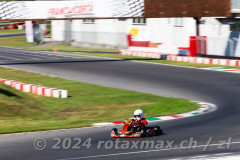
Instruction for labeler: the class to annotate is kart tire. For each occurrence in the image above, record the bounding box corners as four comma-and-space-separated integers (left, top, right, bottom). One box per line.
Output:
141, 129, 146, 137
112, 128, 117, 134
154, 126, 162, 135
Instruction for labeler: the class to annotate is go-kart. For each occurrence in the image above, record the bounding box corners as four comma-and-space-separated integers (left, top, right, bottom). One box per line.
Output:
111, 119, 162, 138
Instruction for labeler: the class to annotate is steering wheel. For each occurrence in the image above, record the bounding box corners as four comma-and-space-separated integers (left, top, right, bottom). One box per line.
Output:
134, 119, 139, 124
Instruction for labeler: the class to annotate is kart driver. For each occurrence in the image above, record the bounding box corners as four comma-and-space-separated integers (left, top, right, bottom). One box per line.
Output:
120, 109, 161, 137
133, 109, 148, 129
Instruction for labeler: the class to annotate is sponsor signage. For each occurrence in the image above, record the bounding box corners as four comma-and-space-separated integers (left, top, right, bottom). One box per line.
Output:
0, 0, 144, 20
25, 21, 34, 43
48, 5, 94, 16
0, 0, 231, 20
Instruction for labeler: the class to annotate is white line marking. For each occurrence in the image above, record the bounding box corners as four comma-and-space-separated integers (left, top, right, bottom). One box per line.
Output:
214, 153, 232, 156
176, 152, 237, 160
0, 55, 21, 60
0, 49, 56, 59
56, 141, 240, 160
0, 47, 82, 60
192, 155, 209, 158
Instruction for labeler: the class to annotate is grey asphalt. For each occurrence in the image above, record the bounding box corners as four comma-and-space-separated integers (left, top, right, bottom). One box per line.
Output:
0, 46, 240, 160
0, 33, 25, 38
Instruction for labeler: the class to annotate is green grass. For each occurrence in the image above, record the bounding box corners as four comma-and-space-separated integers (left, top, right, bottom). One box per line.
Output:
0, 36, 36, 47
25, 44, 118, 52
0, 22, 13, 25
46, 24, 51, 31
0, 29, 25, 35
0, 66, 198, 134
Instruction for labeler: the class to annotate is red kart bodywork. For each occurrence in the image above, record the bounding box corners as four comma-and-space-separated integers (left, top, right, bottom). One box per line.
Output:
111, 119, 141, 138
111, 131, 141, 138
111, 119, 162, 138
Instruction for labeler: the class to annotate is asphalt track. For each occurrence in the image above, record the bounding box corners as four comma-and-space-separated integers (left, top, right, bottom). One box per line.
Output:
0, 33, 25, 38
0, 46, 240, 160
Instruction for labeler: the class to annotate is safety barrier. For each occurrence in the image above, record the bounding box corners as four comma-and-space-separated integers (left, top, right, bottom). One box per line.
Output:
120, 49, 173, 59
120, 49, 240, 67
167, 55, 240, 66
0, 78, 68, 98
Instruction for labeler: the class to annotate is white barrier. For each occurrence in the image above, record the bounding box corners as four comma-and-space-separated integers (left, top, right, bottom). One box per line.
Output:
23, 84, 31, 92
120, 49, 174, 59
0, 79, 68, 98
167, 55, 240, 66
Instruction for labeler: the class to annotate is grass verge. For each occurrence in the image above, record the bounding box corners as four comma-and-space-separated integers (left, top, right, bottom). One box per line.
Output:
0, 36, 36, 47
0, 66, 198, 134
0, 29, 25, 35
25, 44, 118, 52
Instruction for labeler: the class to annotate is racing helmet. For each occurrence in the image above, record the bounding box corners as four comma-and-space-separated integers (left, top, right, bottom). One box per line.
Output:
134, 109, 143, 120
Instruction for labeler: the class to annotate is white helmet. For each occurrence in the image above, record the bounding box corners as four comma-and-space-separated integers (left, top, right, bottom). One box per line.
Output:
134, 109, 143, 120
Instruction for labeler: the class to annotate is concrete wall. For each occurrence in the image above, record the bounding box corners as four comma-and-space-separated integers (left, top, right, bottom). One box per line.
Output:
52, 20, 65, 41
70, 19, 128, 49
51, 17, 237, 56
52, 18, 197, 49
206, 32, 240, 57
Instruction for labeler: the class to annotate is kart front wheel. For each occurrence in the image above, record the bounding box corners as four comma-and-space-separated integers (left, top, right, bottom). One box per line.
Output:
112, 128, 117, 134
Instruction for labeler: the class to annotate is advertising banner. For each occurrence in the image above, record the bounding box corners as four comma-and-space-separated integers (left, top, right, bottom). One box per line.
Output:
25, 21, 34, 42
0, 0, 144, 20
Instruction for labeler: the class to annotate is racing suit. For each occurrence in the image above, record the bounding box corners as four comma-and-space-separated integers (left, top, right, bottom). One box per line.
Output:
136, 118, 148, 128
124, 118, 148, 131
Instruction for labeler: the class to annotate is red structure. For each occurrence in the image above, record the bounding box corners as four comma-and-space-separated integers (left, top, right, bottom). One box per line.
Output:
127, 34, 132, 47
189, 36, 207, 57
10, 24, 15, 29
127, 34, 151, 47
126, 35, 207, 57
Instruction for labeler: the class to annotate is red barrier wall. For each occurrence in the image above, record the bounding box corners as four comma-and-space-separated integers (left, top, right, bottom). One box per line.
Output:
190, 36, 207, 57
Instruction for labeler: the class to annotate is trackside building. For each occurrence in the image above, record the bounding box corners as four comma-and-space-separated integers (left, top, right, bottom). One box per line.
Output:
0, 0, 240, 57
51, 0, 240, 58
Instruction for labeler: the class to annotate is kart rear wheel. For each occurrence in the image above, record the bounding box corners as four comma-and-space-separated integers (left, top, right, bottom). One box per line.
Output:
154, 126, 162, 135
112, 128, 117, 134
